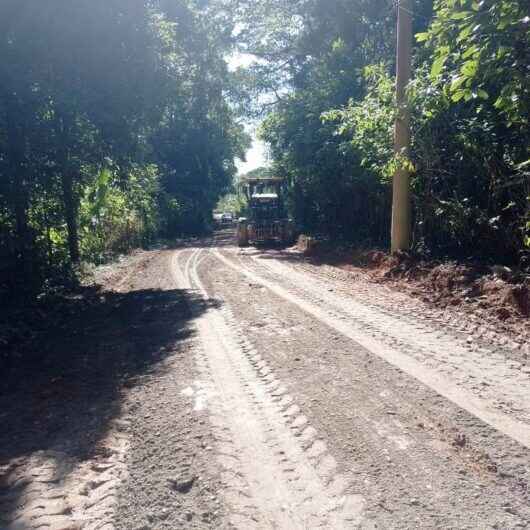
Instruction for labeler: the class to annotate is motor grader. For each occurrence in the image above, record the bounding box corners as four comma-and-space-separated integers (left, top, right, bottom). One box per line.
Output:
237, 176, 295, 247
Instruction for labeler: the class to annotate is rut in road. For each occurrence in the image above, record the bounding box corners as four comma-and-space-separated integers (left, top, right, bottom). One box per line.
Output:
172, 247, 366, 529
213, 247, 530, 451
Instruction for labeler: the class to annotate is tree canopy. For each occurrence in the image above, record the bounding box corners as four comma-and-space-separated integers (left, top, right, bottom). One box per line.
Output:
234, 0, 529, 263
0, 0, 248, 295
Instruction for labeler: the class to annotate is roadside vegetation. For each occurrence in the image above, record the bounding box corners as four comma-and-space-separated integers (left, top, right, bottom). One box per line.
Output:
235, 0, 529, 266
0, 1, 248, 299
1, 0, 529, 305
0, 5, 529, 524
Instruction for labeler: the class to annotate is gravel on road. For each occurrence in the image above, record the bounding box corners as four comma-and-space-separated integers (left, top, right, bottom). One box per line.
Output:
1, 234, 528, 529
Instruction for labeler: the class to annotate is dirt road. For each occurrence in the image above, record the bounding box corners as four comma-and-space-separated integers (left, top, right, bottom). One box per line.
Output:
1, 231, 529, 529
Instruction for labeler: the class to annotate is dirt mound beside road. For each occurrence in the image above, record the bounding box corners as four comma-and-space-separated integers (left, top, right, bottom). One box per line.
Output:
318, 242, 529, 318
368, 251, 529, 320
296, 237, 529, 356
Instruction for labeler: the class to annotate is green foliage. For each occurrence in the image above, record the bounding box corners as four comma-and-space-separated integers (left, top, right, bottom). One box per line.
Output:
2, 0, 529, 303
0, 0, 246, 296
241, 0, 529, 265
423, 0, 529, 126
409, 0, 529, 260
246, 0, 400, 241
326, 57, 529, 261
323, 65, 396, 182
79, 165, 160, 262
216, 193, 248, 218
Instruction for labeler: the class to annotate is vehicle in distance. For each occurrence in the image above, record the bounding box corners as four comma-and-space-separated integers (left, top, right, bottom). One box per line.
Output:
221, 212, 234, 226
237, 176, 295, 247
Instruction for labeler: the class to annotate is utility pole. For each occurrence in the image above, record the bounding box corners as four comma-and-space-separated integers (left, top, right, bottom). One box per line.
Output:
391, 0, 413, 252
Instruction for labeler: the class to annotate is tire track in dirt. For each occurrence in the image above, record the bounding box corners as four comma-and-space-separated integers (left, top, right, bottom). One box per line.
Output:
292, 258, 529, 364
213, 247, 530, 451
203, 241, 529, 528
0, 431, 128, 530
253, 254, 530, 423
1, 249, 190, 530
172, 247, 367, 529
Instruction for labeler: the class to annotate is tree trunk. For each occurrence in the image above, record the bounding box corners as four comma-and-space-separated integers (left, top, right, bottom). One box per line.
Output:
13, 184, 30, 270
61, 170, 80, 263
57, 113, 81, 264
5, 91, 32, 290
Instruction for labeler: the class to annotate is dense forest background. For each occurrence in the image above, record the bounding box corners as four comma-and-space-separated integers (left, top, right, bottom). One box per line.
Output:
1, 0, 529, 300
239, 0, 529, 265
0, 0, 249, 297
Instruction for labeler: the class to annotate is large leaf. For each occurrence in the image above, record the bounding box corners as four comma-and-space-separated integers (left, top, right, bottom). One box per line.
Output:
450, 75, 466, 91
415, 32, 429, 42
460, 59, 478, 78
451, 11, 472, 20
431, 55, 447, 77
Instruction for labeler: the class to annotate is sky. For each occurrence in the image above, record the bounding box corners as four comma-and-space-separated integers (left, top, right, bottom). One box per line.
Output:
237, 134, 268, 175
228, 53, 269, 175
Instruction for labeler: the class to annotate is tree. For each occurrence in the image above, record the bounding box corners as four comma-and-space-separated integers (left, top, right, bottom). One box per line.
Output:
239, 0, 529, 264
0, 0, 248, 295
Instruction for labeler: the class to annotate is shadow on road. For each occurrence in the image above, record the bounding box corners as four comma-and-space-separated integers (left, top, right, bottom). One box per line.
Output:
0, 282, 220, 518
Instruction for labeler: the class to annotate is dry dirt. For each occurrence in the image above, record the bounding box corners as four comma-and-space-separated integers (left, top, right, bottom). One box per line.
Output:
0, 249, 228, 530
302, 241, 529, 361
1, 230, 529, 529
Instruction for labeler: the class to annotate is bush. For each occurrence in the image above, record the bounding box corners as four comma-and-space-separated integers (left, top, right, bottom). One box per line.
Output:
325, 63, 529, 264
79, 165, 160, 263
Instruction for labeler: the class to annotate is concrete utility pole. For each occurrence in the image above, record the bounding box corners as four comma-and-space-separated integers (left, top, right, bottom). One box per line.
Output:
391, 0, 413, 252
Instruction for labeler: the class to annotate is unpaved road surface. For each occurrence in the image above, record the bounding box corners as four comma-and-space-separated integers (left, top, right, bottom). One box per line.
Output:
1, 230, 529, 529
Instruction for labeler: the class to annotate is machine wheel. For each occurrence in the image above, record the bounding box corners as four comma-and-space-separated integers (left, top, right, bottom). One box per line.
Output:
283, 220, 296, 246
237, 219, 249, 247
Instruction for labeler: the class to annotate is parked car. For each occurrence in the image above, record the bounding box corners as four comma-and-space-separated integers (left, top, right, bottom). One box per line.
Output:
221, 212, 234, 226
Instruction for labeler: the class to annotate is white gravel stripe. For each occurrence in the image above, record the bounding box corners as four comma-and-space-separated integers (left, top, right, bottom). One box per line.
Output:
172, 247, 365, 529
213, 247, 530, 451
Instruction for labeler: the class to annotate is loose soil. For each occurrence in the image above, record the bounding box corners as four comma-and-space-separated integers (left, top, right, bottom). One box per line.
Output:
0, 249, 228, 530
1, 231, 529, 529
298, 239, 529, 364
